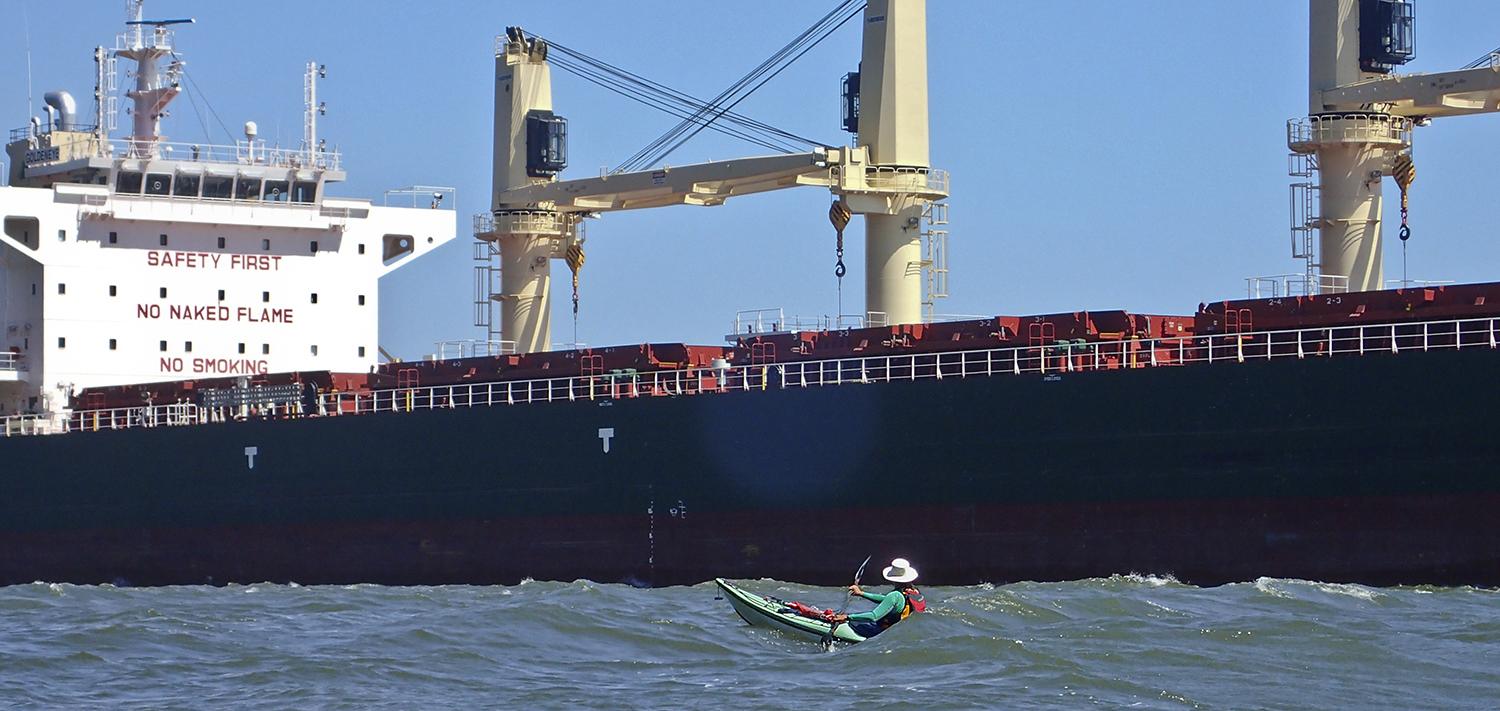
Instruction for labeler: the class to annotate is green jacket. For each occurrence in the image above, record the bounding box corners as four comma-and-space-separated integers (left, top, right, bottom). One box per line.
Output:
846, 588, 906, 622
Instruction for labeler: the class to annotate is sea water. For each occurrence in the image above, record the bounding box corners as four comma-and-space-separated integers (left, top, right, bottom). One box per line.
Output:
1, 575, 1497, 709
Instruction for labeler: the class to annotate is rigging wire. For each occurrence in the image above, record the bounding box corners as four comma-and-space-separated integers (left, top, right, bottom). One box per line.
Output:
612, 0, 863, 173
631, 1, 862, 172
613, 0, 857, 171
547, 54, 802, 153
542, 38, 822, 147
181, 70, 237, 144
1462, 46, 1500, 69
534, 35, 830, 155
179, 74, 215, 144
546, 54, 797, 154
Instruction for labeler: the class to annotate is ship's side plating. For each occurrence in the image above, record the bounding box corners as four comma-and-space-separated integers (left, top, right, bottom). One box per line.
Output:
2, 341, 1495, 587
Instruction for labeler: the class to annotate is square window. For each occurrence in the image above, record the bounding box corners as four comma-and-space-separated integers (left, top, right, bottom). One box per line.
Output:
108, 231, 118, 244
310, 293, 318, 304
358, 294, 366, 306
185, 341, 193, 353
262, 344, 270, 355
217, 237, 226, 249
311, 345, 319, 356
109, 285, 117, 297
57, 229, 66, 242
262, 291, 270, 303
160, 287, 168, 298
109, 338, 117, 351
358, 243, 366, 255
57, 337, 66, 349
57, 283, 65, 295
358, 346, 366, 358
310, 240, 319, 253
262, 238, 270, 251
31, 284, 36, 296
238, 343, 246, 354
159, 234, 168, 246
218, 289, 225, 301
159, 340, 167, 352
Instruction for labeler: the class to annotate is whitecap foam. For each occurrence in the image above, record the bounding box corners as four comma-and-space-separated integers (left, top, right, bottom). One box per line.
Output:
1115, 572, 1180, 587
1311, 581, 1381, 601
1253, 577, 1292, 598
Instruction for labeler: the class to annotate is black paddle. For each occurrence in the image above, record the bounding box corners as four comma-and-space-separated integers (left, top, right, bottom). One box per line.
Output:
821, 555, 872, 650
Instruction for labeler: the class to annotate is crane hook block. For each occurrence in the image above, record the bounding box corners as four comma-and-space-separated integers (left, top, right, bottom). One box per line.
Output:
1392, 152, 1416, 211
828, 200, 852, 234
565, 243, 585, 275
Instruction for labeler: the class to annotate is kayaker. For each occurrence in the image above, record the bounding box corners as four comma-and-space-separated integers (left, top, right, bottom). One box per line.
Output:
833, 557, 925, 637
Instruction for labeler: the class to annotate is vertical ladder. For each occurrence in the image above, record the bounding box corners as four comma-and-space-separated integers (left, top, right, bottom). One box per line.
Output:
920, 201, 950, 322
1288, 152, 1319, 294
104, 54, 119, 133
472, 240, 501, 342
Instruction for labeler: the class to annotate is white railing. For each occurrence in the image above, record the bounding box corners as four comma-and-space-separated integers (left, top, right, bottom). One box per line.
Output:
384, 185, 456, 210
1246, 273, 1350, 298
864, 166, 950, 194
3, 403, 201, 437
434, 339, 517, 359
8, 127, 343, 171
1385, 278, 1455, 290
1, 414, 56, 437
0, 352, 21, 371
731, 308, 790, 336
316, 315, 1500, 417
1287, 114, 1412, 150
474, 210, 566, 237
728, 309, 879, 340
10, 315, 1500, 438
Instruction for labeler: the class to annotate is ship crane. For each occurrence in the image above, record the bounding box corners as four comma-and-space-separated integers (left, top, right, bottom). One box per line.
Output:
1292, 0, 1500, 294
479, 0, 948, 354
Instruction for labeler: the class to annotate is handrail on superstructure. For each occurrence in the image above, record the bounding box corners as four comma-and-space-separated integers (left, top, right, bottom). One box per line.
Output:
6, 128, 343, 171
7, 315, 1500, 438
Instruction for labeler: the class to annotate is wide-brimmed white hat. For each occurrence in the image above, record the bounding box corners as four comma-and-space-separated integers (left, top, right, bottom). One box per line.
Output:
882, 558, 918, 583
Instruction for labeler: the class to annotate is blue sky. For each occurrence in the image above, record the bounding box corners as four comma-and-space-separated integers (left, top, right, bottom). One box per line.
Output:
9, 1, 1500, 357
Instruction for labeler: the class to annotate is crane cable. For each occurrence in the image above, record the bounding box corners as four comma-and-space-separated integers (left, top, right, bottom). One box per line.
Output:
829, 199, 852, 315
1392, 151, 1416, 284
565, 239, 586, 344
532, 34, 830, 157
565, 242, 586, 315
615, 0, 865, 173
546, 52, 806, 154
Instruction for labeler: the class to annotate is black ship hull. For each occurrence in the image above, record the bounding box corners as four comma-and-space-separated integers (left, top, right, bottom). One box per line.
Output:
3, 346, 1498, 587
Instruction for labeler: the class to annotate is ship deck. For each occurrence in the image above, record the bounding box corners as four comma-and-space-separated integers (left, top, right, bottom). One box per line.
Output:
4, 313, 1495, 438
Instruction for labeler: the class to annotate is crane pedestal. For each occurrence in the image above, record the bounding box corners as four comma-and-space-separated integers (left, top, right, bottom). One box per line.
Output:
1288, 113, 1411, 293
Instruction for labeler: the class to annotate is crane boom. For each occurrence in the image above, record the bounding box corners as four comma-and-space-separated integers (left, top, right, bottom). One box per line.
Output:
1319, 64, 1500, 118
496, 151, 834, 212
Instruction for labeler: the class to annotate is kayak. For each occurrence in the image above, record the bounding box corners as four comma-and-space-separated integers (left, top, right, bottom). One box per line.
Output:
714, 578, 867, 644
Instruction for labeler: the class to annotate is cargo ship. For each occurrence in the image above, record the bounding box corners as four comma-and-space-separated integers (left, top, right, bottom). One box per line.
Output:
4, 0, 1499, 587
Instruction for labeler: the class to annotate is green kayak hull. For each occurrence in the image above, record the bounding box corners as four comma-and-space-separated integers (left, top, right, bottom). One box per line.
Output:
715, 578, 866, 644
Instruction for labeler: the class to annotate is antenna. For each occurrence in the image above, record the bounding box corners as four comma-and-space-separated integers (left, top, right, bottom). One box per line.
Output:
115, 0, 191, 157
303, 61, 324, 164
22, 1, 33, 131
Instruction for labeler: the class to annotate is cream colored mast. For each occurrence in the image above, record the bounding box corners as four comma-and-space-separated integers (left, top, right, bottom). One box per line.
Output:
854, 0, 930, 325
1294, 0, 1500, 293
487, 30, 568, 353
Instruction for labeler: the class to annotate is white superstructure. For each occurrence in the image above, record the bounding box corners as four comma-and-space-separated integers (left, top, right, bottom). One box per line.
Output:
0, 2, 454, 419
